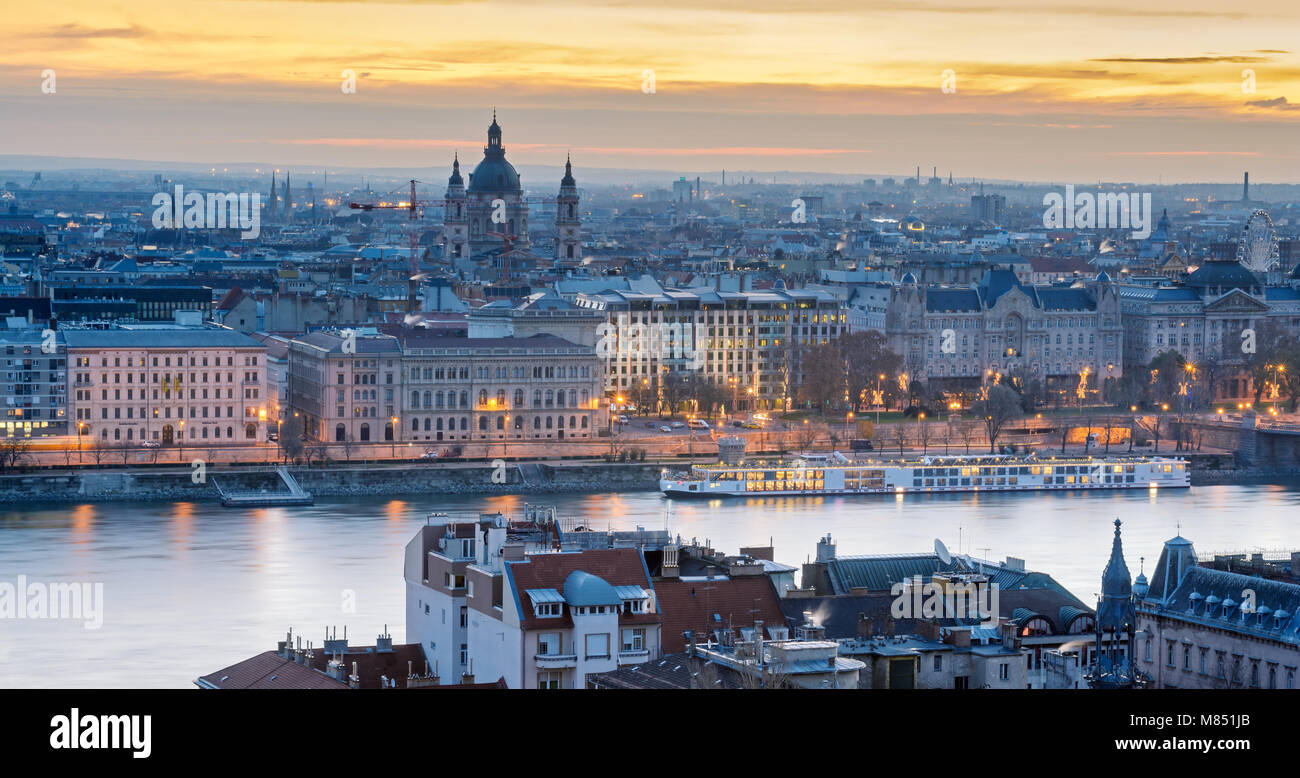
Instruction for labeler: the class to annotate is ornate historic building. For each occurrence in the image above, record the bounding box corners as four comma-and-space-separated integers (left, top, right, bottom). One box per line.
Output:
1132, 533, 1300, 689
1118, 259, 1300, 401
442, 114, 580, 268
885, 267, 1125, 398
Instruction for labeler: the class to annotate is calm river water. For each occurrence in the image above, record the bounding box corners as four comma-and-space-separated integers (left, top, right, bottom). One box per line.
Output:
2, 483, 1298, 687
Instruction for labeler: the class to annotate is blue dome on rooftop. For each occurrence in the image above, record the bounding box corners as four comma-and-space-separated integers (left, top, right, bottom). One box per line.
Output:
563, 570, 621, 607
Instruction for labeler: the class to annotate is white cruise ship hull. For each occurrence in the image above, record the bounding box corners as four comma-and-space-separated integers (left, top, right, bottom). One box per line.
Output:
660, 454, 1190, 498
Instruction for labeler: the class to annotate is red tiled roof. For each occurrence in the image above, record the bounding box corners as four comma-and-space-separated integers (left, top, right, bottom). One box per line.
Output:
196, 651, 346, 690
655, 576, 787, 653
508, 549, 655, 630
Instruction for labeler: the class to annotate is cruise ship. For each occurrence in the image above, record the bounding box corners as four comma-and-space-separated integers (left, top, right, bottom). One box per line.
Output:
660, 452, 1190, 498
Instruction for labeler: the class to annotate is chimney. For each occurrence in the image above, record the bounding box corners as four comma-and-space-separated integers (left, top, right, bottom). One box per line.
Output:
754, 620, 764, 662
686, 630, 697, 657
376, 624, 393, 653
460, 659, 475, 685
348, 661, 360, 689
857, 613, 873, 639
502, 542, 525, 562
1243, 171, 1250, 201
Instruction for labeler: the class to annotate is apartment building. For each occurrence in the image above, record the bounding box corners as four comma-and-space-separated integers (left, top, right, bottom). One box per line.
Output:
64, 326, 268, 445
576, 283, 847, 411
405, 517, 662, 689
0, 328, 67, 438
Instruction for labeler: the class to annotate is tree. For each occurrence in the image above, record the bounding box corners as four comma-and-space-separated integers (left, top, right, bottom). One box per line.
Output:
797, 343, 846, 415
340, 433, 357, 463
891, 422, 909, 454
1146, 350, 1187, 408
973, 385, 1022, 453
279, 415, 305, 463
956, 420, 979, 454
838, 331, 903, 412
796, 421, 818, 452
0, 438, 32, 472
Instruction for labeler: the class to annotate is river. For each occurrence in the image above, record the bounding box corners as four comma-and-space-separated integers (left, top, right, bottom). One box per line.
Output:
2, 482, 1298, 687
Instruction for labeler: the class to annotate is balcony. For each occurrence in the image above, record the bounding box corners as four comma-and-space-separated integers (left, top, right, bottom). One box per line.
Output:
534, 653, 577, 669
618, 649, 650, 665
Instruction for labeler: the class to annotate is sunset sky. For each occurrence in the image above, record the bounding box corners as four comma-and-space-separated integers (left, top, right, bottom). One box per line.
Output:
3, 0, 1299, 182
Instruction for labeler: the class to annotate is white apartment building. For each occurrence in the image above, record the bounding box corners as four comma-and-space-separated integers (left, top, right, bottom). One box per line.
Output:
405, 518, 662, 689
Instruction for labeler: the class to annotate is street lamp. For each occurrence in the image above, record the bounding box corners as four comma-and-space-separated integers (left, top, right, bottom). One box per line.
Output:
77, 422, 85, 464
918, 411, 927, 455
391, 415, 398, 457
178, 420, 185, 461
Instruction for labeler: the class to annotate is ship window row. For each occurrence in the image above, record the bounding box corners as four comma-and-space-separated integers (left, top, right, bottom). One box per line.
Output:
910, 464, 1138, 477
746, 480, 822, 491
715, 469, 826, 482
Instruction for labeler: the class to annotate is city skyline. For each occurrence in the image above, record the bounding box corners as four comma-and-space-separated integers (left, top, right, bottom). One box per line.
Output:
2, 0, 1299, 182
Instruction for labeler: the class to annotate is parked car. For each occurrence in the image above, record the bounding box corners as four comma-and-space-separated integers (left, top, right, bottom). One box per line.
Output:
742, 421, 763, 429
140, 440, 160, 448
421, 449, 440, 459
670, 420, 686, 429
645, 421, 659, 429
659, 425, 673, 433
267, 432, 279, 442
617, 415, 629, 424
730, 420, 744, 428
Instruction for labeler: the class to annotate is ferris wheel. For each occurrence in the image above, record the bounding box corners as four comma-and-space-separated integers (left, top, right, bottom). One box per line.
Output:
1236, 209, 1279, 273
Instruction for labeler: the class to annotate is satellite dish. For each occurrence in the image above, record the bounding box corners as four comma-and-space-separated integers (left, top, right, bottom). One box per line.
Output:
934, 538, 952, 565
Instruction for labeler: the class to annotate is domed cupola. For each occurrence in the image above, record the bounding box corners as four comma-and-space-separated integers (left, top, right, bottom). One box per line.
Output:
468, 110, 522, 194
1132, 558, 1149, 600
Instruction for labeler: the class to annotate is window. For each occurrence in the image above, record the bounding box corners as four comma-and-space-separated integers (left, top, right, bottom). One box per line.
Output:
999, 663, 1009, 681
536, 602, 561, 617
621, 628, 645, 652
537, 633, 561, 656
933, 655, 942, 672
584, 633, 610, 660
538, 671, 561, 690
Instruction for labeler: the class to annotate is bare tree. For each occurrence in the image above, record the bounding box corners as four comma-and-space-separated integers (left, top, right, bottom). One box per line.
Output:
973, 385, 1022, 454
956, 421, 978, 454
0, 438, 32, 472
87, 439, 106, 466
340, 434, 357, 463
891, 422, 909, 455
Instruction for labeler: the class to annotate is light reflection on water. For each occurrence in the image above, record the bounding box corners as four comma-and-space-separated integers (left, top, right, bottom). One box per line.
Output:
0, 482, 1297, 688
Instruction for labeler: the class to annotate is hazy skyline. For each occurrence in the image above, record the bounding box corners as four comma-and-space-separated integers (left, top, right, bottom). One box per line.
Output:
3, 0, 1300, 183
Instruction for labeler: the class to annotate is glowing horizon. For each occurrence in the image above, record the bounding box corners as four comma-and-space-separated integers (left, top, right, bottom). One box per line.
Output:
2, 0, 1299, 181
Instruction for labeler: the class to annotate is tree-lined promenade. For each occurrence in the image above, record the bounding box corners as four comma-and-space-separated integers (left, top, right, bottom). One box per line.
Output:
0, 407, 1265, 473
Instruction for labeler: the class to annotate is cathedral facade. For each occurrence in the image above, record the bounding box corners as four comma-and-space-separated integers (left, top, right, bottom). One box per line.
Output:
442, 114, 580, 270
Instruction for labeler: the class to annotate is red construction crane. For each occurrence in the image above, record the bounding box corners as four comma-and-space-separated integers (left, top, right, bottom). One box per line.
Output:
484, 196, 560, 283
349, 178, 441, 312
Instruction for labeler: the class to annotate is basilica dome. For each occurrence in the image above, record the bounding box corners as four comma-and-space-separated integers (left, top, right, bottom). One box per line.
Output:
467, 115, 522, 194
